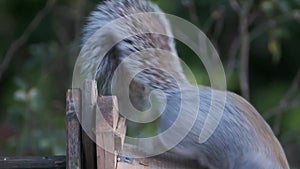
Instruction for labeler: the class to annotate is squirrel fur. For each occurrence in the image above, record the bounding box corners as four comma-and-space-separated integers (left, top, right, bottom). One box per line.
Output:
81, 0, 290, 168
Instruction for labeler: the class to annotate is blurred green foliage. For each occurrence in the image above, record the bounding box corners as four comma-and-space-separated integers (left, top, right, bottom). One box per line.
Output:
0, 0, 299, 167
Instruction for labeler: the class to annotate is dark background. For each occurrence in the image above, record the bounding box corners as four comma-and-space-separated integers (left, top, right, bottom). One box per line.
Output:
0, 0, 299, 168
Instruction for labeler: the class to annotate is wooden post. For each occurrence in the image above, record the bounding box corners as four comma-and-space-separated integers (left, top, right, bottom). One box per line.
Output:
80, 80, 126, 169
81, 80, 98, 169
96, 96, 119, 169
66, 89, 82, 169
114, 118, 126, 151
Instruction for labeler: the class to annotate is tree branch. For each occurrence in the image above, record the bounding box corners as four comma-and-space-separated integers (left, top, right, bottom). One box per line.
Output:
250, 10, 300, 41
229, 0, 241, 12
264, 69, 300, 119
238, 0, 253, 100
226, 36, 240, 81
0, 0, 56, 80
181, 0, 201, 27
226, 10, 300, 85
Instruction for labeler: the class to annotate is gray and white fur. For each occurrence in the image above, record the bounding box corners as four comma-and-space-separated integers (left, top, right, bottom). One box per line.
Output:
81, 0, 290, 168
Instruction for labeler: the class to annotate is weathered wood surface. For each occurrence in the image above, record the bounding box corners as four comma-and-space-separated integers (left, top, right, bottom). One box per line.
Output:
114, 117, 126, 151
117, 157, 200, 169
117, 144, 202, 169
82, 80, 97, 169
97, 96, 119, 130
66, 89, 82, 169
96, 130, 116, 169
0, 156, 66, 169
96, 96, 120, 169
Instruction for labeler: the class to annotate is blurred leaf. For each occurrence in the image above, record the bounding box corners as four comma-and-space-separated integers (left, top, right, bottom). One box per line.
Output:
292, 0, 300, 6
268, 37, 281, 63
276, 0, 290, 13
281, 107, 300, 143
272, 28, 291, 39
260, 0, 276, 16
14, 89, 27, 102
227, 71, 239, 91
252, 81, 287, 112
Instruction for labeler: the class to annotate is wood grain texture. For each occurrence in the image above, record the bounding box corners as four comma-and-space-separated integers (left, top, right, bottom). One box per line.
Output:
96, 95, 120, 169
66, 89, 82, 169
0, 156, 66, 169
114, 118, 126, 151
82, 80, 97, 169
117, 144, 202, 169
97, 96, 119, 130
96, 131, 117, 169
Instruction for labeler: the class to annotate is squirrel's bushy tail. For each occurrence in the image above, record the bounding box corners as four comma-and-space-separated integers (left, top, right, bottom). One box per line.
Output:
81, 0, 186, 94
83, 0, 172, 44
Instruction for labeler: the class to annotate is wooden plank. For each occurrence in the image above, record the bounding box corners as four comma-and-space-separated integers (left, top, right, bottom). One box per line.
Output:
66, 89, 82, 169
82, 80, 98, 169
81, 131, 96, 169
0, 156, 66, 169
96, 131, 117, 169
96, 96, 120, 169
97, 96, 119, 130
114, 118, 126, 151
116, 144, 202, 169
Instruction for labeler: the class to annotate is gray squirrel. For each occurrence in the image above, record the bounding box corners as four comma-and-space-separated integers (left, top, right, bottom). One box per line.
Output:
81, 0, 290, 168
